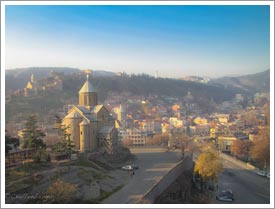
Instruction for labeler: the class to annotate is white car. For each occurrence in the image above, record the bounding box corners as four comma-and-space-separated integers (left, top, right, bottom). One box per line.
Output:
216, 194, 234, 202
121, 165, 133, 171
266, 172, 270, 178
257, 170, 267, 177
121, 164, 139, 171
221, 189, 234, 200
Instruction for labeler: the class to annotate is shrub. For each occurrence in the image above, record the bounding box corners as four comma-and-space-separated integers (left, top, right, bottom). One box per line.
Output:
46, 179, 77, 203
33, 155, 41, 163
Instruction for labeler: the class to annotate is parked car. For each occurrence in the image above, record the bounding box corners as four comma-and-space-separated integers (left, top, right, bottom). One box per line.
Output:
266, 172, 270, 178
216, 189, 234, 202
221, 189, 234, 200
121, 164, 139, 171
257, 170, 267, 177
216, 194, 234, 202
121, 165, 133, 171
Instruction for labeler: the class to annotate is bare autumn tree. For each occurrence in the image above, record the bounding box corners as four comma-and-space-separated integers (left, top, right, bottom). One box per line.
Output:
250, 127, 270, 170
46, 179, 77, 203
241, 110, 260, 127
123, 138, 133, 147
250, 102, 270, 170
150, 133, 169, 146
231, 140, 253, 160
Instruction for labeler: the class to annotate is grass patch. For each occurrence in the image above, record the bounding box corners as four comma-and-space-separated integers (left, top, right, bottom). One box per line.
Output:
66, 155, 94, 168
6, 180, 31, 193
97, 185, 124, 202
77, 169, 94, 183
91, 159, 113, 170
72, 185, 124, 204
93, 172, 111, 180
20, 161, 52, 173
6, 169, 30, 182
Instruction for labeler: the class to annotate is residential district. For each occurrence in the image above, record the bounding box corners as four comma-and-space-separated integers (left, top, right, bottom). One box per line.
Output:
5, 71, 270, 204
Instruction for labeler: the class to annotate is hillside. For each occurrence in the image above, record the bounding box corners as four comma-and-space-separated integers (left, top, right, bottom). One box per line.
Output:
5, 67, 116, 92
211, 69, 270, 93
6, 73, 242, 122
5, 68, 270, 122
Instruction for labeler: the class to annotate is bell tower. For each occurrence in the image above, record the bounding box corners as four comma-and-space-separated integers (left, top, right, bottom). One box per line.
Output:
79, 74, 97, 107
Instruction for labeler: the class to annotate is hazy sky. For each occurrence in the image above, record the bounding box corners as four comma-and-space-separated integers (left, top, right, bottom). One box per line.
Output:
5, 5, 270, 78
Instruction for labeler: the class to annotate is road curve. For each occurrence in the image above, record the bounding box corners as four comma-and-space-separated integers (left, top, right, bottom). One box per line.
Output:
212, 154, 270, 204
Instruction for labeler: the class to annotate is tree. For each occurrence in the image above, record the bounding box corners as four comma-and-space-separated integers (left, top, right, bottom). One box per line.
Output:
250, 127, 270, 170
250, 102, 270, 170
52, 119, 75, 158
5, 130, 20, 155
22, 115, 46, 149
122, 138, 133, 147
194, 148, 222, 191
241, 111, 260, 127
231, 140, 253, 160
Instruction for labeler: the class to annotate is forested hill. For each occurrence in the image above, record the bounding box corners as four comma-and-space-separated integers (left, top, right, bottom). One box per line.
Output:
5, 67, 116, 91
6, 70, 268, 122
211, 69, 270, 93
6, 67, 269, 103
63, 74, 242, 103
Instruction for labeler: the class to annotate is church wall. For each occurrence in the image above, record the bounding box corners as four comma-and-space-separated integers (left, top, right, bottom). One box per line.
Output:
97, 108, 109, 121
90, 93, 98, 106
80, 124, 90, 152
79, 92, 97, 106
89, 121, 98, 152
97, 108, 116, 127
63, 118, 82, 150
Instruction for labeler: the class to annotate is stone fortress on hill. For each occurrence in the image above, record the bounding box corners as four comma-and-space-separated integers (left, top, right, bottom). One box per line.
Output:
62, 74, 118, 154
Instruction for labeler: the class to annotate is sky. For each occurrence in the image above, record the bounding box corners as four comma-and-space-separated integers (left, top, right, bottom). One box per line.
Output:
5, 4, 271, 78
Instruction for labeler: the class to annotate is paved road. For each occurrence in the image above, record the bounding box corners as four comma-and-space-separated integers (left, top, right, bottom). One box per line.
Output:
211, 154, 270, 204
102, 147, 182, 204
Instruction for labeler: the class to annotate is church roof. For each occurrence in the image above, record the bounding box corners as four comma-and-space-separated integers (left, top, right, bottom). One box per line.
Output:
79, 119, 89, 126
91, 105, 104, 114
75, 105, 90, 114
79, 75, 96, 93
83, 114, 97, 122
64, 110, 82, 119
99, 126, 114, 134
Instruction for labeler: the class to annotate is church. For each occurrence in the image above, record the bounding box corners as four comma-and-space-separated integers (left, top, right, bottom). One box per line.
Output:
62, 75, 118, 154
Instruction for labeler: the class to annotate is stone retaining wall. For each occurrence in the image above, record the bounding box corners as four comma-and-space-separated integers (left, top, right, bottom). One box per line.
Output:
139, 155, 194, 204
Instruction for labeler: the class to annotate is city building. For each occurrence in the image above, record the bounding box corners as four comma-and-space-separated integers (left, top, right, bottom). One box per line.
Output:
120, 128, 154, 146
216, 136, 237, 153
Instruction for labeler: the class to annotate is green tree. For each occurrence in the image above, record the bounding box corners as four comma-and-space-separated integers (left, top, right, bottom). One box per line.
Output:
5, 130, 20, 155
22, 115, 46, 149
52, 118, 74, 158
